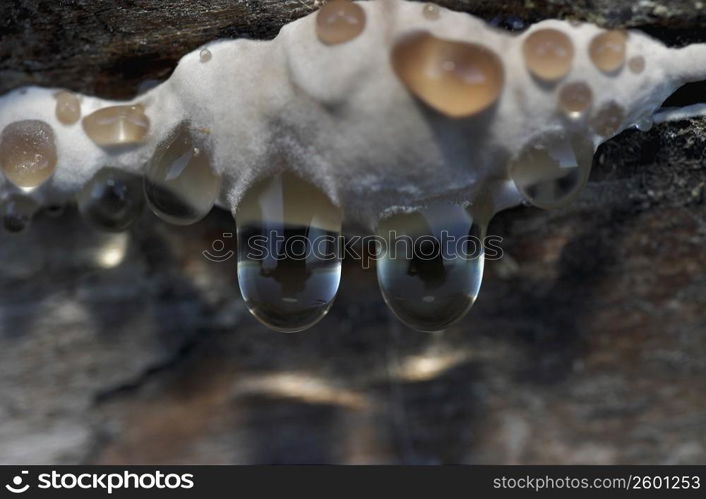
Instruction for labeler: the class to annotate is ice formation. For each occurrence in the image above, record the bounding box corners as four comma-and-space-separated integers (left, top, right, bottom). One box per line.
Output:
1, 0, 705, 332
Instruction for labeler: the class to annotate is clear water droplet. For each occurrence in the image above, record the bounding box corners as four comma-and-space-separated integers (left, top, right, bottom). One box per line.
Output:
635, 114, 653, 132
199, 48, 212, 62
236, 172, 343, 333
376, 204, 484, 332
78, 167, 144, 232
145, 123, 222, 225
2, 194, 39, 233
509, 133, 594, 209
558, 81, 593, 119
0, 120, 57, 189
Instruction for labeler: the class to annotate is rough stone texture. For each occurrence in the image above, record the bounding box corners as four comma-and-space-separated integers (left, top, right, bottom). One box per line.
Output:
0, 0, 705, 464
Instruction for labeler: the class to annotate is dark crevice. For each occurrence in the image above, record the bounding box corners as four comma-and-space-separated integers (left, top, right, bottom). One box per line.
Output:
659, 80, 706, 109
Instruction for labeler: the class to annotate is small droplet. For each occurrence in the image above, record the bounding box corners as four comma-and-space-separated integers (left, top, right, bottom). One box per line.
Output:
236, 172, 343, 333
0, 120, 57, 189
82, 104, 150, 146
635, 115, 653, 132
54, 91, 81, 125
590, 101, 625, 137
376, 204, 484, 332
78, 167, 144, 232
2, 194, 39, 233
558, 81, 593, 118
316, 0, 366, 45
589, 30, 627, 73
522, 28, 574, 81
391, 31, 504, 118
628, 55, 645, 74
422, 3, 440, 20
199, 48, 212, 63
509, 133, 594, 209
145, 123, 221, 225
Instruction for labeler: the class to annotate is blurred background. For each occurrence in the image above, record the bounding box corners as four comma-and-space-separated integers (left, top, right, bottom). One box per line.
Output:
1, 0, 705, 464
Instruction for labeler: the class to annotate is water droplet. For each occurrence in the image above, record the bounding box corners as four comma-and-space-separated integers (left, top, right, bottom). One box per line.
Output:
82, 104, 149, 146
628, 55, 645, 74
509, 133, 594, 209
316, 0, 366, 45
2, 194, 39, 233
54, 91, 81, 125
558, 81, 593, 118
589, 30, 627, 73
635, 115, 653, 132
522, 28, 574, 81
236, 172, 343, 333
145, 123, 222, 225
391, 31, 504, 118
376, 204, 484, 332
77, 167, 144, 232
0, 120, 57, 189
422, 3, 440, 20
590, 101, 625, 137
199, 48, 212, 62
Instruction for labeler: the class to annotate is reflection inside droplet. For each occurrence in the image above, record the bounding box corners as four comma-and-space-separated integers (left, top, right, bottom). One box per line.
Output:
78, 167, 145, 232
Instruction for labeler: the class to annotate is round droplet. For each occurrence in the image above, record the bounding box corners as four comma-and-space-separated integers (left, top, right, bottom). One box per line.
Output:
199, 48, 212, 63
590, 101, 625, 137
422, 3, 440, 20
391, 31, 504, 118
558, 81, 593, 118
82, 104, 149, 146
635, 115, 653, 132
236, 172, 343, 333
316, 0, 366, 45
54, 91, 81, 125
628, 55, 645, 74
509, 133, 594, 209
78, 167, 144, 232
522, 28, 574, 81
0, 120, 57, 189
589, 30, 627, 73
2, 194, 39, 233
376, 204, 484, 332
145, 123, 221, 225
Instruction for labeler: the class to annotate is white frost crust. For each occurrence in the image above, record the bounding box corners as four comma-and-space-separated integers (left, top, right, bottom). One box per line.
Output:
0, 0, 705, 228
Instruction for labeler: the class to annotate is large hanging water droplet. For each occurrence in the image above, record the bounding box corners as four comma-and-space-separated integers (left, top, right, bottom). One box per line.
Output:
509, 133, 594, 210
2, 194, 39, 233
145, 123, 222, 225
376, 204, 484, 332
77, 167, 144, 232
236, 172, 343, 333
0, 120, 57, 189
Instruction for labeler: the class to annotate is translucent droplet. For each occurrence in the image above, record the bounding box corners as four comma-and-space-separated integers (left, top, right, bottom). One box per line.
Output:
82, 104, 149, 146
199, 48, 212, 62
236, 172, 343, 333
628, 55, 645, 74
54, 91, 81, 125
0, 120, 57, 189
558, 81, 593, 118
391, 31, 504, 118
145, 123, 221, 225
316, 0, 366, 46
590, 101, 625, 137
509, 133, 594, 209
376, 204, 484, 332
422, 3, 440, 20
589, 30, 627, 73
78, 167, 144, 232
635, 115, 653, 132
2, 194, 39, 233
522, 28, 574, 81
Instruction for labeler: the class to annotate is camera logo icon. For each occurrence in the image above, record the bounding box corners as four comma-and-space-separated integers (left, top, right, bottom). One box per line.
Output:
5, 470, 29, 494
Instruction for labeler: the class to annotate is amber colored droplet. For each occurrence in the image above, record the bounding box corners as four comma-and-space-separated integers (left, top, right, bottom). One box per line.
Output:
628, 55, 645, 74
199, 48, 212, 63
522, 29, 574, 81
82, 104, 150, 146
590, 101, 625, 137
422, 3, 440, 20
54, 91, 81, 125
558, 81, 593, 118
391, 31, 504, 118
589, 30, 627, 73
316, 0, 366, 45
0, 120, 57, 189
